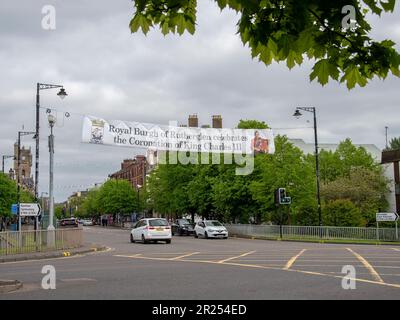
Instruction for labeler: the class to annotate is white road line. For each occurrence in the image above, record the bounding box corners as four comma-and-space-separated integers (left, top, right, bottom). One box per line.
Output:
217, 251, 256, 264
169, 252, 200, 260
114, 254, 142, 258
346, 248, 384, 283
283, 249, 307, 270
115, 254, 400, 289
392, 248, 400, 252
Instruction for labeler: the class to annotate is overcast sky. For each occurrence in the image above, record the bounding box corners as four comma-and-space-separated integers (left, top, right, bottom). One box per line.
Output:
1, 1, 399, 202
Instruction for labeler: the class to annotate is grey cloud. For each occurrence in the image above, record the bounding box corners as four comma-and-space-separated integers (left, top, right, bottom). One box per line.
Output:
0, 0, 399, 201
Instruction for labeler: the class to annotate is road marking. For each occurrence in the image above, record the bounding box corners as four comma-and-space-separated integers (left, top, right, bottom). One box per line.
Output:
393, 248, 400, 252
169, 252, 200, 260
283, 249, 307, 270
114, 254, 142, 258
346, 248, 384, 283
217, 251, 256, 264
60, 278, 97, 282
114, 253, 400, 289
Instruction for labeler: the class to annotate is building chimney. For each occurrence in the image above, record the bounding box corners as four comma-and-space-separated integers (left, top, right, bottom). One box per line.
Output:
188, 114, 198, 128
212, 115, 222, 129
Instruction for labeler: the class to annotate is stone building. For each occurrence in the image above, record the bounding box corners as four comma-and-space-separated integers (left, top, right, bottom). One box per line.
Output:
13, 143, 34, 191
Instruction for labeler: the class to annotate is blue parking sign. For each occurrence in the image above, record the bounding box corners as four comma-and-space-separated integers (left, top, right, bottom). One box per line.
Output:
11, 204, 18, 215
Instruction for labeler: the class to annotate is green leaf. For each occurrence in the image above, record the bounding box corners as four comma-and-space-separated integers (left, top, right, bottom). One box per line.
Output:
380, 0, 395, 12
177, 15, 186, 35
341, 65, 368, 89
310, 59, 332, 86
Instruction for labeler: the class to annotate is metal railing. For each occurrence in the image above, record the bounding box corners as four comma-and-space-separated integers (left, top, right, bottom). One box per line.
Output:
226, 224, 400, 242
0, 228, 83, 256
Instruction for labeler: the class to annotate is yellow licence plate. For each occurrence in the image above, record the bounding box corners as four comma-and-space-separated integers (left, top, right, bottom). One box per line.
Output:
156, 228, 163, 231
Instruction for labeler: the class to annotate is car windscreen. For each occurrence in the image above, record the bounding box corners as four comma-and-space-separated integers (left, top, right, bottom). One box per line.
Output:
149, 219, 169, 227
205, 221, 223, 227
178, 219, 190, 225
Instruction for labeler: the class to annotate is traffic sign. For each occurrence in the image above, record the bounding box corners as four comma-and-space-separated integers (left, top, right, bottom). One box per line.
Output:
376, 212, 399, 222
11, 204, 18, 215
19, 203, 41, 217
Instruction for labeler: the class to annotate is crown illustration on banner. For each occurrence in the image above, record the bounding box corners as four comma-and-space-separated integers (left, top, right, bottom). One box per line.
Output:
91, 119, 105, 127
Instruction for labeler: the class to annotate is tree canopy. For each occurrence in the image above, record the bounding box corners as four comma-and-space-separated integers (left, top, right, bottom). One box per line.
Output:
389, 137, 400, 150
130, 0, 400, 89
143, 121, 390, 227
0, 173, 35, 218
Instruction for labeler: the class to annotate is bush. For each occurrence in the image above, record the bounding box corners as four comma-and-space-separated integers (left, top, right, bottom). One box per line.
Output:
323, 199, 365, 227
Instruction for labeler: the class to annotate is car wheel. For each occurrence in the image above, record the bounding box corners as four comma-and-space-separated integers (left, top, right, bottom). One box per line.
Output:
130, 234, 135, 243
204, 231, 209, 239
141, 234, 148, 244
194, 232, 198, 238
223, 237, 228, 239
166, 239, 171, 244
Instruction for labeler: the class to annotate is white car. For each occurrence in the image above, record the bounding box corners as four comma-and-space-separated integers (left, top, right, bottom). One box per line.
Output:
130, 218, 172, 244
82, 219, 93, 226
194, 220, 228, 239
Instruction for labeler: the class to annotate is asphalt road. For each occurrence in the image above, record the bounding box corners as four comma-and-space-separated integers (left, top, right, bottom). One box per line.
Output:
1, 226, 400, 299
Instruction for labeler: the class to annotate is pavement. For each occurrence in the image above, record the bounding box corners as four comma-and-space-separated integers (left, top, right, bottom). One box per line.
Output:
1, 226, 400, 299
0, 243, 107, 263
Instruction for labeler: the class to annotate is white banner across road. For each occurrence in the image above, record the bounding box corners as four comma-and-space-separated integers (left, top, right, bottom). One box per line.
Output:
82, 116, 275, 155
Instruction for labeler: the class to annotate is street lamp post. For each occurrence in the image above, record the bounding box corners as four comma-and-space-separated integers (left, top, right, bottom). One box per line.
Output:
137, 184, 142, 218
2, 155, 15, 173
17, 131, 35, 232
47, 114, 57, 246
293, 107, 322, 227
35, 83, 67, 201
40, 192, 48, 228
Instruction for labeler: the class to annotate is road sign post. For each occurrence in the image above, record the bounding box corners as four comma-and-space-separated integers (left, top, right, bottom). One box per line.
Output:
376, 212, 399, 241
19, 203, 41, 217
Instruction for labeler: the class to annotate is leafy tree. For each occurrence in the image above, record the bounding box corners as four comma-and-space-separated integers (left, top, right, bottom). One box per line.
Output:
0, 173, 35, 218
237, 119, 269, 129
318, 138, 378, 182
96, 179, 138, 215
249, 135, 316, 224
0, 173, 17, 218
389, 137, 400, 150
323, 199, 364, 227
321, 167, 389, 225
130, 0, 400, 89
82, 189, 101, 218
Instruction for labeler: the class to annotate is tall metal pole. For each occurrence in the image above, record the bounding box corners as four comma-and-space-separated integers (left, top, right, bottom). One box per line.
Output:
2, 156, 4, 173
313, 109, 322, 227
35, 83, 40, 201
48, 124, 55, 231
17, 133, 21, 232
385, 126, 389, 150
47, 119, 56, 247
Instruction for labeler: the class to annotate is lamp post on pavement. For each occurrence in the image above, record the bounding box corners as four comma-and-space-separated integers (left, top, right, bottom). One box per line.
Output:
40, 192, 48, 229
137, 184, 142, 218
293, 107, 322, 228
35, 83, 67, 201
2, 155, 15, 173
47, 114, 57, 246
